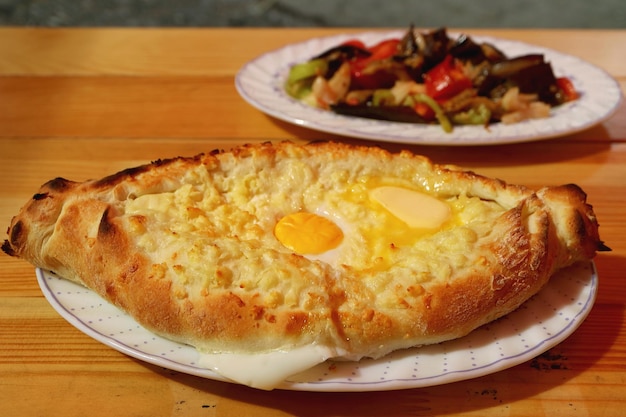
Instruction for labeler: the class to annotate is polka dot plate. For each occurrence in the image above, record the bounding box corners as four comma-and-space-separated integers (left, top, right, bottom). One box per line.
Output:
37, 262, 597, 391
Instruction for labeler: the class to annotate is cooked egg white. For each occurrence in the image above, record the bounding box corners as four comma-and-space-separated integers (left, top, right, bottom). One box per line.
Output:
273, 186, 454, 268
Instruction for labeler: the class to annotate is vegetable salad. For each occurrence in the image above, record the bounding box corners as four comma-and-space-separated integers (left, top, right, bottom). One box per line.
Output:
286, 27, 578, 133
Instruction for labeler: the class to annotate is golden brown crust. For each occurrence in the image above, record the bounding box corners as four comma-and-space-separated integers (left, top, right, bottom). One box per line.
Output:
2, 141, 605, 359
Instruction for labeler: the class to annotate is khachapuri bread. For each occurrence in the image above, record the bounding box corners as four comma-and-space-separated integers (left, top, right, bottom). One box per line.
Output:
3, 141, 606, 389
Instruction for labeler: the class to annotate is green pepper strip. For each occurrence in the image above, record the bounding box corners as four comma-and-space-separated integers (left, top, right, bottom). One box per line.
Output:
285, 59, 328, 99
411, 93, 453, 133
287, 59, 328, 85
452, 104, 491, 125
372, 89, 395, 106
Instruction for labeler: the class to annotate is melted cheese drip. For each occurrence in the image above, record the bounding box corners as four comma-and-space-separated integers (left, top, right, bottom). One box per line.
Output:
197, 345, 342, 390
369, 186, 451, 229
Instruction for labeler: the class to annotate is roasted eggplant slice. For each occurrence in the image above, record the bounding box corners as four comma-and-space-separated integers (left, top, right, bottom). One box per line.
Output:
490, 54, 545, 78
449, 35, 507, 65
476, 55, 561, 104
331, 103, 430, 124
313, 44, 371, 61
508, 62, 560, 105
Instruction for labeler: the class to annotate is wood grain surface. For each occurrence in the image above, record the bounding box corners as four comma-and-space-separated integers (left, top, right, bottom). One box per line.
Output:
1, 28, 625, 417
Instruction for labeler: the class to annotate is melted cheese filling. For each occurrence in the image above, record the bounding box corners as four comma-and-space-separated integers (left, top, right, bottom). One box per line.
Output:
123, 162, 504, 277
121, 156, 509, 389
197, 344, 348, 390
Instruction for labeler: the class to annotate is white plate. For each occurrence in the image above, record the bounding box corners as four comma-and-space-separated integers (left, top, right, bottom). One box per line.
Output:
37, 262, 596, 392
235, 31, 622, 145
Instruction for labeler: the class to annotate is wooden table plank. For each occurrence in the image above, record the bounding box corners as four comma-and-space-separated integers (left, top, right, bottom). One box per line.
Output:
1, 28, 626, 416
1, 28, 626, 77
1, 76, 625, 140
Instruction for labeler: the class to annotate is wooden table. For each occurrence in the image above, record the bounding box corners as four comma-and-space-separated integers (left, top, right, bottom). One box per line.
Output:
1, 27, 625, 416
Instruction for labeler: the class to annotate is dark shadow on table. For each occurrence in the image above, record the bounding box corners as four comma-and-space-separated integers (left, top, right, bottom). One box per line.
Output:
262, 113, 614, 170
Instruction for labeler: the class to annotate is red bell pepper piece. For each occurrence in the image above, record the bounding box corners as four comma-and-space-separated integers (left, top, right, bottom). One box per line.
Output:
349, 39, 401, 90
341, 39, 367, 50
424, 55, 472, 101
413, 102, 435, 121
556, 77, 579, 101
366, 39, 401, 61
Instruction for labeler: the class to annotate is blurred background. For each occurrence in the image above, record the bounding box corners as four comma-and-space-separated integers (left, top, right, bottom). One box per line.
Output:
1, 0, 624, 28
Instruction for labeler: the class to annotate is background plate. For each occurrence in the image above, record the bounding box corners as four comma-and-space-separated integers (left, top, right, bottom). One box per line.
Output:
37, 262, 597, 392
235, 31, 622, 145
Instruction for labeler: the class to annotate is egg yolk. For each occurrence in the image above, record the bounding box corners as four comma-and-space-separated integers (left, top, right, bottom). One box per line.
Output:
274, 212, 344, 255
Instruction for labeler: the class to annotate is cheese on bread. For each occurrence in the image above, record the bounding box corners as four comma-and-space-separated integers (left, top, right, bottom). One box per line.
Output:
3, 141, 605, 388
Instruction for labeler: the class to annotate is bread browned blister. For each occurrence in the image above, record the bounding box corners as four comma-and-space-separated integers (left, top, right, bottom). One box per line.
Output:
3, 141, 606, 363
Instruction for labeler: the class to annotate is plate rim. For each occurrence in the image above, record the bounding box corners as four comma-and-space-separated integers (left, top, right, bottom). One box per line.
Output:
235, 30, 622, 145
36, 262, 597, 392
